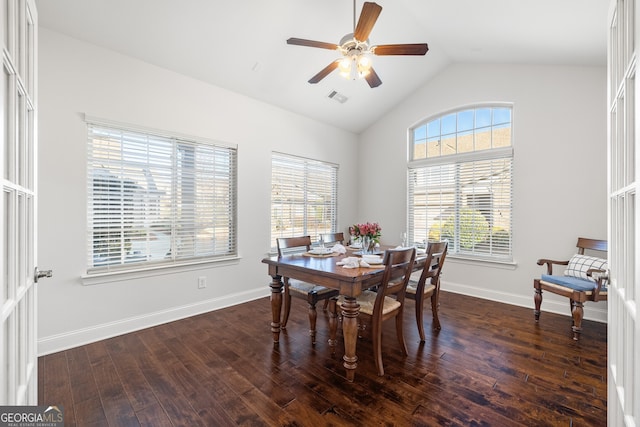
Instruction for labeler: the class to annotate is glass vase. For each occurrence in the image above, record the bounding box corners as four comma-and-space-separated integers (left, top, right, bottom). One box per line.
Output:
361, 236, 371, 254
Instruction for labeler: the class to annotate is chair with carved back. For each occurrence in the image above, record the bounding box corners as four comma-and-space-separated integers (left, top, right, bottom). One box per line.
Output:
276, 236, 340, 345
320, 232, 344, 246
339, 247, 416, 376
533, 237, 608, 340
406, 241, 448, 342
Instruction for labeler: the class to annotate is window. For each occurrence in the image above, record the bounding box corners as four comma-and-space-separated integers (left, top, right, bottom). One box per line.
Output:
271, 153, 338, 249
86, 119, 237, 273
408, 105, 513, 261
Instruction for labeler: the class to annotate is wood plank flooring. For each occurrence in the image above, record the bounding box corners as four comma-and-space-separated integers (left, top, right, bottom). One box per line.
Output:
38, 291, 607, 426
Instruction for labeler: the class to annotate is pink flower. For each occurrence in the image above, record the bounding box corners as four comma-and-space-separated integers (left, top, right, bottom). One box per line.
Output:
352, 222, 382, 242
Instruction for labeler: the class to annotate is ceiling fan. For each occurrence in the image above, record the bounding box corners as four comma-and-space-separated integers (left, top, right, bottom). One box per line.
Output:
286, 1, 428, 88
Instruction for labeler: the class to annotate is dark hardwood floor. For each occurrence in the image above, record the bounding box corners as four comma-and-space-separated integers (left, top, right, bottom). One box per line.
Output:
38, 291, 607, 426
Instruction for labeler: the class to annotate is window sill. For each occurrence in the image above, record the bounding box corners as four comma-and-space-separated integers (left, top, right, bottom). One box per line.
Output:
446, 255, 517, 270
81, 256, 241, 286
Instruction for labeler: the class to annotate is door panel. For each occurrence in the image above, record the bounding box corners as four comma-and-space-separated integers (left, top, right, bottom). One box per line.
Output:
607, 0, 639, 424
0, 0, 37, 405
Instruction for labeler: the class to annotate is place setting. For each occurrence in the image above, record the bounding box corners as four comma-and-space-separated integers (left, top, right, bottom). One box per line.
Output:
337, 254, 384, 268
303, 237, 347, 257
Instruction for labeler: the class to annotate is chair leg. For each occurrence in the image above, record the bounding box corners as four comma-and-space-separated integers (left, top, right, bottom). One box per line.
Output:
533, 281, 542, 322
308, 302, 318, 345
414, 294, 426, 342
569, 299, 575, 325
328, 298, 338, 353
372, 319, 384, 376
395, 312, 408, 356
430, 291, 441, 331
571, 301, 584, 341
281, 287, 292, 328
322, 299, 329, 311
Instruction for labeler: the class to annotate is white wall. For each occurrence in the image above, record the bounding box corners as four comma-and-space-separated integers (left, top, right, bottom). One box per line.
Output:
37, 28, 360, 355
358, 63, 608, 322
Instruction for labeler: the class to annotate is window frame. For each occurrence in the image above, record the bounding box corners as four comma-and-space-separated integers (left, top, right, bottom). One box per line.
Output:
84, 116, 238, 277
270, 152, 338, 250
407, 104, 514, 263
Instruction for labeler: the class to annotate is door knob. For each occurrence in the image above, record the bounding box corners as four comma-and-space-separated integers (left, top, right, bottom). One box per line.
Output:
34, 267, 53, 283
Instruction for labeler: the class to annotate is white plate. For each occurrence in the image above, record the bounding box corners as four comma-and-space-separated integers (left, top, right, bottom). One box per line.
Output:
350, 243, 362, 249
362, 255, 383, 264
309, 247, 333, 255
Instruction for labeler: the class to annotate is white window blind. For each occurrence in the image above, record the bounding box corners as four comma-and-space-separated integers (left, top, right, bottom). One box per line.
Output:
271, 153, 338, 248
408, 105, 513, 261
87, 121, 237, 273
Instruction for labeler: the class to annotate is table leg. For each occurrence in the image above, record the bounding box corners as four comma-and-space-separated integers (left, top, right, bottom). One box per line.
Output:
341, 296, 360, 382
270, 275, 283, 344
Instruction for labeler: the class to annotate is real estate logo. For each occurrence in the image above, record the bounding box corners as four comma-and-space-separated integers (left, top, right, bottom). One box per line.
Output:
0, 406, 63, 427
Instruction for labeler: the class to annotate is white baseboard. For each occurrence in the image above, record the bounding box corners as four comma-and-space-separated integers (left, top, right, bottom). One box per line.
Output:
442, 280, 608, 324
37, 287, 270, 356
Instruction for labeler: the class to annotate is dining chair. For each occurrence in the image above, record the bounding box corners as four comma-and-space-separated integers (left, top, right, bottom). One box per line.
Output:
406, 241, 448, 342
276, 236, 340, 345
320, 232, 344, 246
340, 247, 416, 376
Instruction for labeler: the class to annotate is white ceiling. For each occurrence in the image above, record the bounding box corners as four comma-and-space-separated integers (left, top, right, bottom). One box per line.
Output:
35, 0, 609, 134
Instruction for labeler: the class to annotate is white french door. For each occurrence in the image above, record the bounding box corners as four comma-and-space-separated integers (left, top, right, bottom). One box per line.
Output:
607, 0, 639, 425
1, 0, 38, 405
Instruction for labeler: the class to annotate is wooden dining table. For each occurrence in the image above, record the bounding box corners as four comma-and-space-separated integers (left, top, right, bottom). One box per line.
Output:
262, 246, 424, 382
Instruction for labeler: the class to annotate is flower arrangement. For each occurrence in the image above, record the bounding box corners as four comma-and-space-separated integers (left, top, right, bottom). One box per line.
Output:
350, 222, 382, 254
351, 222, 382, 242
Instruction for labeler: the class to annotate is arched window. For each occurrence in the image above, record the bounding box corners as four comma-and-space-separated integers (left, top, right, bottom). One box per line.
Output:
408, 104, 513, 261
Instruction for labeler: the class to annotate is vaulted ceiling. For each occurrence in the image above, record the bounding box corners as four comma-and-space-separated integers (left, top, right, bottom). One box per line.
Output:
35, 0, 609, 133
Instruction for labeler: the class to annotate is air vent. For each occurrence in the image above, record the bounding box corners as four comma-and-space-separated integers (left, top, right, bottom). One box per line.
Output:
327, 90, 348, 104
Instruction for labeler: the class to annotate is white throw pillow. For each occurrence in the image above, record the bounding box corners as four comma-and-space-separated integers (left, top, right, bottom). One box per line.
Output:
564, 254, 608, 282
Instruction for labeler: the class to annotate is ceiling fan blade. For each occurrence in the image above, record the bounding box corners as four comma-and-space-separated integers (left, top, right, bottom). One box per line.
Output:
365, 67, 382, 88
373, 43, 429, 56
287, 38, 339, 51
309, 60, 340, 84
354, 2, 382, 42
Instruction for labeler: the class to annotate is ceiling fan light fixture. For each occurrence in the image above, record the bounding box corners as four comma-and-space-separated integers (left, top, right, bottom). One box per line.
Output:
338, 52, 372, 80
357, 53, 372, 76
338, 56, 353, 78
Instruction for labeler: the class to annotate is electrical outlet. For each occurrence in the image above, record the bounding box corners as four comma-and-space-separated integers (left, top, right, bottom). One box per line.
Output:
197, 276, 206, 289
